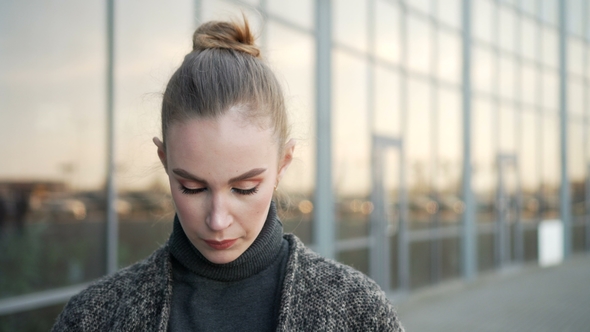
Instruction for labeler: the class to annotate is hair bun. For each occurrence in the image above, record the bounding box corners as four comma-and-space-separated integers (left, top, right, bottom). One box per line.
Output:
192, 19, 261, 58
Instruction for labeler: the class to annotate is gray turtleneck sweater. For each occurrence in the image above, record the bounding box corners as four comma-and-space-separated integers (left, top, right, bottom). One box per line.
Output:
167, 202, 289, 332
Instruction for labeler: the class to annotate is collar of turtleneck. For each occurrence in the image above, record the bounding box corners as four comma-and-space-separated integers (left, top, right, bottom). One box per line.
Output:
168, 201, 284, 282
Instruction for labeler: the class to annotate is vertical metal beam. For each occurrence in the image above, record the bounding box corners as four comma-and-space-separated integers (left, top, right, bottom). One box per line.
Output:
461, 0, 477, 280
558, 0, 572, 258
106, 0, 118, 275
313, 0, 335, 259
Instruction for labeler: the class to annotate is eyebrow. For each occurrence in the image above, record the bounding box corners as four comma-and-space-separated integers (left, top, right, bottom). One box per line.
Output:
172, 168, 267, 184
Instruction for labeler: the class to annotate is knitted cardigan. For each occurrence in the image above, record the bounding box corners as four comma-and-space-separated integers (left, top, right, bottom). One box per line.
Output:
52, 234, 404, 331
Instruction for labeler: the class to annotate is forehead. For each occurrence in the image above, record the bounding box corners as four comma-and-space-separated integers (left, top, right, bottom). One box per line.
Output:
165, 111, 278, 176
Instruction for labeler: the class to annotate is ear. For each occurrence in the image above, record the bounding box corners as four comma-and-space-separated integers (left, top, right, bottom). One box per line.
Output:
277, 139, 296, 183
153, 137, 168, 173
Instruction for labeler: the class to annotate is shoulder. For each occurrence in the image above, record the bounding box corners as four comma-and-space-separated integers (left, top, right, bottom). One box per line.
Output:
280, 234, 404, 331
52, 244, 171, 332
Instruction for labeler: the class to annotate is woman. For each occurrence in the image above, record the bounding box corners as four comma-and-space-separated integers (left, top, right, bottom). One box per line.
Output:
52, 18, 404, 332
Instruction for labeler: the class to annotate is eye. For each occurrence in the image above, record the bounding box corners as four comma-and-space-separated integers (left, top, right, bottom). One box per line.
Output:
180, 185, 206, 195
232, 185, 259, 196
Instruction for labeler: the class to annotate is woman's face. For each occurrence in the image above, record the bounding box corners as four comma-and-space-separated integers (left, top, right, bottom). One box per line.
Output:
155, 109, 294, 264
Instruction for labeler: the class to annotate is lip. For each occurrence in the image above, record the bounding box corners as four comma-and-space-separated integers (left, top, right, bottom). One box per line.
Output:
204, 239, 238, 250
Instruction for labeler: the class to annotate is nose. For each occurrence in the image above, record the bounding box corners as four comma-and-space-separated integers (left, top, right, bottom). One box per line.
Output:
206, 192, 233, 231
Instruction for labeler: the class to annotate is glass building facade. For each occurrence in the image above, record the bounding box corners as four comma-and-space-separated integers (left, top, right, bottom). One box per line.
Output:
1, 0, 589, 329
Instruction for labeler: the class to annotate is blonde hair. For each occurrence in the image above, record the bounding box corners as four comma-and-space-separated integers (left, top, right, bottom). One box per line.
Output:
161, 17, 289, 153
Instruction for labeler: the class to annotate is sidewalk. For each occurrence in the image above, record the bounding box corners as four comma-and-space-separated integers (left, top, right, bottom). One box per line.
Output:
396, 254, 590, 331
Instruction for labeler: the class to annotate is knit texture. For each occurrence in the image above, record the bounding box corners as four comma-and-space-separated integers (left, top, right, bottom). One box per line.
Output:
168, 202, 289, 331
52, 235, 404, 331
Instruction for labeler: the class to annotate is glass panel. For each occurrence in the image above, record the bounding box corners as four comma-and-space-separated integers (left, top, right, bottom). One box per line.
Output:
568, 122, 585, 216
115, 0, 193, 267
437, 0, 461, 29
542, 26, 559, 68
568, 78, 584, 117
407, 0, 431, 15
437, 29, 462, 85
541, 0, 558, 26
375, 0, 401, 64
520, 0, 537, 16
267, 23, 316, 243
542, 69, 559, 110
568, 38, 584, 77
410, 240, 432, 289
407, 77, 433, 230
0, 0, 106, 299
201, 0, 263, 33
373, 65, 402, 137
499, 105, 516, 153
541, 114, 560, 219
473, 0, 495, 44
436, 87, 463, 224
440, 237, 461, 280
407, 14, 433, 75
499, 55, 516, 101
498, 6, 517, 53
521, 63, 537, 107
333, 50, 370, 239
521, 109, 540, 222
333, 0, 368, 52
268, 0, 314, 29
567, 0, 584, 36
473, 97, 496, 223
520, 17, 538, 61
472, 46, 495, 94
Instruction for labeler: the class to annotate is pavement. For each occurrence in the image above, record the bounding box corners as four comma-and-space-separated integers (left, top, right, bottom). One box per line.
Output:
395, 253, 590, 331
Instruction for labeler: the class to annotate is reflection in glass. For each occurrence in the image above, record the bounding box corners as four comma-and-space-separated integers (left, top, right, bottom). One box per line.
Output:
407, 0, 430, 15
566, 0, 584, 36
373, 65, 401, 137
0, 0, 106, 299
333, 50, 370, 240
115, 0, 193, 267
473, 0, 494, 44
407, 15, 433, 75
521, 63, 537, 107
472, 46, 495, 94
542, 26, 559, 68
520, 0, 537, 16
473, 98, 496, 223
520, 17, 538, 61
436, 87, 463, 224
436, 0, 461, 29
333, 0, 368, 52
201, 0, 263, 34
499, 105, 516, 153
520, 109, 540, 222
406, 77, 432, 230
568, 122, 586, 217
541, 114, 560, 219
267, 22, 316, 243
568, 78, 584, 116
267, 0, 313, 29
498, 6, 516, 53
541, 69, 559, 110
374, 0, 401, 64
437, 29, 462, 85
499, 55, 516, 101
568, 39, 584, 77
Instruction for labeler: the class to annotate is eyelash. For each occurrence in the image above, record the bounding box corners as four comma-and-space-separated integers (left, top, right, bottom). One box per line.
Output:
179, 185, 259, 196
